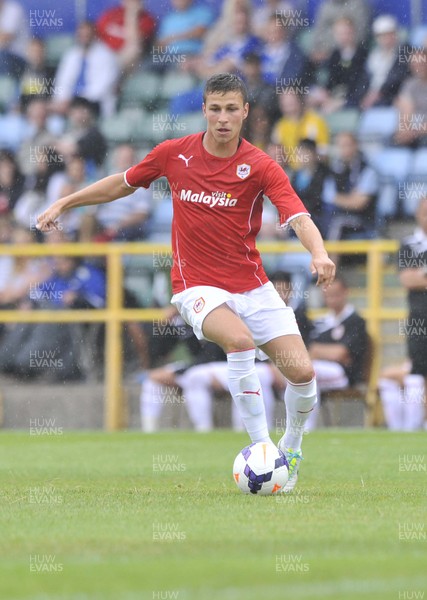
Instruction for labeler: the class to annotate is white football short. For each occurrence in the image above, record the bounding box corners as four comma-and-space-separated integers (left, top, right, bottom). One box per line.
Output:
170, 282, 301, 360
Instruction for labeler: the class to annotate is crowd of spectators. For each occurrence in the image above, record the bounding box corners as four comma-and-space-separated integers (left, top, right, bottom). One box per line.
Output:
0, 0, 426, 403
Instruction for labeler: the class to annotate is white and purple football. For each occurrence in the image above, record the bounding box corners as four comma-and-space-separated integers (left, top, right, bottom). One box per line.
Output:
233, 442, 289, 495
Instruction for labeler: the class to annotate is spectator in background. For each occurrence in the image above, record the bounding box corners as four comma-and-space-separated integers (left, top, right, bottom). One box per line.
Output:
252, 0, 297, 38
14, 146, 64, 231
240, 51, 278, 116
305, 276, 368, 430
394, 48, 427, 148
51, 20, 119, 116
244, 103, 273, 151
20, 38, 56, 104
0, 226, 50, 310
156, 0, 213, 60
96, 0, 156, 72
0, 150, 25, 215
271, 88, 329, 171
42, 155, 93, 240
0, 0, 29, 78
259, 13, 306, 87
327, 132, 379, 241
202, 0, 251, 59
270, 269, 312, 346
395, 196, 427, 430
312, 16, 368, 113
81, 144, 152, 242
290, 138, 334, 238
188, 6, 262, 78
55, 96, 107, 175
361, 15, 411, 110
17, 97, 58, 177
309, 0, 371, 64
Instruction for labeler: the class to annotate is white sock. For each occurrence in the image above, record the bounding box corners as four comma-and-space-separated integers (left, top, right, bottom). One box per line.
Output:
304, 399, 320, 432
378, 378, 403, 430
140, 378, 164, 432
177, 368, 213, 432
283, 378, 317, 451
402, 374, 425, 431
227, 349, 271, 443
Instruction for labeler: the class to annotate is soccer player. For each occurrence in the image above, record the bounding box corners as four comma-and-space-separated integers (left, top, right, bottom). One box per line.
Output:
37, 73, 336, 492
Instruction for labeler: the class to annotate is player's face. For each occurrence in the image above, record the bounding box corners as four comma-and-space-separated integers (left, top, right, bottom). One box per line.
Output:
203, 92, 249, 148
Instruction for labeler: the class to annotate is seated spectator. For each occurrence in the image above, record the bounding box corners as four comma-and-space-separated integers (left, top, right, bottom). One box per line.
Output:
289, 138, 334, 238
378, 360, 419, 431
14, 146, 64, 231
394, 48, 427, 148
0, 150, 25, 216
327, 132, 379, 241
0, 254, 106, 381
311, 16, 368, 112
55, 96, 107, 175
309, 0, 371, 64
155, 0, 213, 60
0, 225, 50, 310
17, 97, 58, 177
187, 5, 262, 78
202, 0, 252, 59
0, 0, 29, 79
271, 88, 329, 170
252, 0, 296, 38
82, 144, 152, 242
259, 13, 306, 86
96, 0, 156, 72
42, 154, 94, 240
243, 103, 273, 151
361, 15, 411, 110
240, 51, 278, 116
51, 20, 119, 116
305, 276, 368, 429
20, 38, 56, 104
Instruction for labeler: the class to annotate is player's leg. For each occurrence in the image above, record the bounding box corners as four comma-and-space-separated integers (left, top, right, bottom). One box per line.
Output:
140, 368, 178, 433
202, 304, 272, 443
259, 334, 316, 452
176, 363, 216, 432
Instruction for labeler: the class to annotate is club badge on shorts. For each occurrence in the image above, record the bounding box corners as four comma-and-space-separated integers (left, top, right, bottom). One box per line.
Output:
236, 163, 251, 179
193, 297, 205, 313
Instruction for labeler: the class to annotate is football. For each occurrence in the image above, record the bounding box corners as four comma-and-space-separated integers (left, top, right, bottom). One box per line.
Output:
233, 442, 289, 495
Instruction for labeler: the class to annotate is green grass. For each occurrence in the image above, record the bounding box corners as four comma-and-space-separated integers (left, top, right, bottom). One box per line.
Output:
0, 430, 426, 599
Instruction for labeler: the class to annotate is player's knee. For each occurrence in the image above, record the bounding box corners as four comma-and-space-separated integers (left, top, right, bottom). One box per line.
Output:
223, 332, 255, 354
288, 368, 316, 385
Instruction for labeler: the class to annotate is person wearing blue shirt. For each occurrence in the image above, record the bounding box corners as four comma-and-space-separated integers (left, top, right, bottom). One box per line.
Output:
156, 0, 213, 57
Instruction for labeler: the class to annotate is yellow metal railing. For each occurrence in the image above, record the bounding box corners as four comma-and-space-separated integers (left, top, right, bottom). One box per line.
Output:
0, 240, 403, 429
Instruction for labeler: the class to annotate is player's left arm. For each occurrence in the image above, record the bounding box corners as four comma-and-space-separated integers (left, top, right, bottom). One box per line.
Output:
289, 214, 336, 289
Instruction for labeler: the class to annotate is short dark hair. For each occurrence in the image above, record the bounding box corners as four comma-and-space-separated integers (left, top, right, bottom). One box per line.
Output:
203, 73, 248, 104
269, 270, 292, 284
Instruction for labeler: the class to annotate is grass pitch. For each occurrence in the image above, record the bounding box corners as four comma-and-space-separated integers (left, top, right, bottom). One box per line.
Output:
0, 430, 426, 600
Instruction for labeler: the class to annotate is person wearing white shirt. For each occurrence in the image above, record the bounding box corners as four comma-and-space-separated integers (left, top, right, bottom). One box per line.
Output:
51, 20, 119, 117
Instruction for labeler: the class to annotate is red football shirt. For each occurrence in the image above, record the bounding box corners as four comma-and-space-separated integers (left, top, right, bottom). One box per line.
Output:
125, 132, 310, 294
96, 7, 156, 51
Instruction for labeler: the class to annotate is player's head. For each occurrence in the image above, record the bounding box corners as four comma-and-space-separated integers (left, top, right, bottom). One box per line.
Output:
202, 73, 249, 146
322, 275, 349, 313
416, 196, 427, 233
203, 73, 248, 106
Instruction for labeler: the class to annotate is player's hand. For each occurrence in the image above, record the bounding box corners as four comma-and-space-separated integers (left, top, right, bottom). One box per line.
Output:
36, 205, 63, 232
310, 252, 336, 290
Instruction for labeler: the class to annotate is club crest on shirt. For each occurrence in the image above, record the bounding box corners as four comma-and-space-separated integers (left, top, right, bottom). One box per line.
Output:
236, 163, 251, 180
193, 297, 205, 313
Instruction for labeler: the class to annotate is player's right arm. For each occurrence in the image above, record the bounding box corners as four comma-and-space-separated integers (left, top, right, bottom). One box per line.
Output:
36, 173, 135, 232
